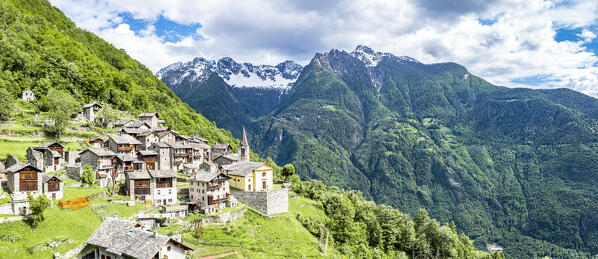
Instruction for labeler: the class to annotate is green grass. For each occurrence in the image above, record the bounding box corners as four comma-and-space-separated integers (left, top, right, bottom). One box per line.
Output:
288, 195, 325, 218
183, 211, 340, 258
90, 200, 149, 218
0, 200, 149, 258
0, 205, 102, 259
62, 186, 104, 200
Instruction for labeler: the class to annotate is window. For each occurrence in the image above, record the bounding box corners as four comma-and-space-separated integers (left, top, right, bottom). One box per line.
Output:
157, 190, 160, 195
262, 172, 266, 177
169, 189, 172, 194
167, 246, 171, 251
168, 199, 172, 202
248, 179, 251, 182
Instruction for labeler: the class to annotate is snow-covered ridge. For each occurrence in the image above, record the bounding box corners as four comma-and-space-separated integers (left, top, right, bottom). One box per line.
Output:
157, 57, 302, 89
350, 45, 420, 67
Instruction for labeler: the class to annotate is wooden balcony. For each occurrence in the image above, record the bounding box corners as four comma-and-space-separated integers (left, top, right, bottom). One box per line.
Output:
118, 146, 133, 151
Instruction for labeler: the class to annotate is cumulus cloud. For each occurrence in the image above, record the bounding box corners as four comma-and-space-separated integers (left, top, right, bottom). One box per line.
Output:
48, 0, 598, 97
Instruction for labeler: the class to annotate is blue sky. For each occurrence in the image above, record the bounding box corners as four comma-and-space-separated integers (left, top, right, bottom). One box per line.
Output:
50, 0, 598, 97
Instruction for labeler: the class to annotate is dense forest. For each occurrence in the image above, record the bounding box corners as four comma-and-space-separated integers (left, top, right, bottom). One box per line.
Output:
164, 46, 598, 257
0, 0, 236, 145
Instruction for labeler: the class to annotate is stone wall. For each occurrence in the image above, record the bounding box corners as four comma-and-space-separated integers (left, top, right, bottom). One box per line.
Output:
6, 154, 18, 168
231, 189, 288, 215
203, 207, 247, 224
0, 203, 13, 214
65, 165, 82, 181
266, 189, 289, 214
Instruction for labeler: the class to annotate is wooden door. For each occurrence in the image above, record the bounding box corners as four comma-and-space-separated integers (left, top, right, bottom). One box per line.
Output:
262, 181, 266, 190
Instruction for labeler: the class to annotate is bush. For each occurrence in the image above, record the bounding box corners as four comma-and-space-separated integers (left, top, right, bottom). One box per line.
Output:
81, 164, 95, 185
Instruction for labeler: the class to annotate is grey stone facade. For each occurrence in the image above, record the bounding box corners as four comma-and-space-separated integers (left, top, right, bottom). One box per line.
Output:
231, 189, 289, 215
66, 165, 82, 181
6, 154, 19, 168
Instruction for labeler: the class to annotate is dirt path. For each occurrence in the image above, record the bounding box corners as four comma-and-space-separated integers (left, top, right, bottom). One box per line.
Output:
197, 251, 237, 259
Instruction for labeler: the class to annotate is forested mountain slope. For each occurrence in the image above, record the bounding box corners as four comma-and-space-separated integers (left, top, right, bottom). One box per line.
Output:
164, 46, 598, 258
0, 0, 236, 145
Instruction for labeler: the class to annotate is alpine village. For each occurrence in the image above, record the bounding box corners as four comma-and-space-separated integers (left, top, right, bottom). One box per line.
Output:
0, 0, 597, 258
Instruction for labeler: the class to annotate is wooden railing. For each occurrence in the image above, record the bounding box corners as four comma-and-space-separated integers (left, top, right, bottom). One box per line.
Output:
118, 146, 133, 151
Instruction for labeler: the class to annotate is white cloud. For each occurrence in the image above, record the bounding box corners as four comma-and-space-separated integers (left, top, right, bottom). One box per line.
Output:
48, 0, 598, 97
578, 29, 597, 43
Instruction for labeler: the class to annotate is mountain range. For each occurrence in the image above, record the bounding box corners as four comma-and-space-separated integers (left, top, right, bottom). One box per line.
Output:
159, 45, 598, 257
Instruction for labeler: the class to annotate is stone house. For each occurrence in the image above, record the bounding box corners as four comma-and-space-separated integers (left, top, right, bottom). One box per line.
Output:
88, 137, 105, 148
137, 130, 158, 149
191, 142, 211, 164
213, 154, 239, 168
83, 218, 191, 259
21, 89, 34, 101
120, 127, 145, 139
211, 143, 232, 158
126, 170, 177, 206
107, 133, 142, 156
223, 162, 273, 192
169, 142, 193, 171
6, 163, 43, 196
175, 134, 190, 144
79, 148, 116, 188
113, 119, 134, 130
156, 130, 176, 143
138, 150, 158, 171
138, 112, 159, 128
81, 102, 102, 123
188, 172, 236, 214
26, 142, 65, 172
149, 142, 173, 170
42, 175, 63, 200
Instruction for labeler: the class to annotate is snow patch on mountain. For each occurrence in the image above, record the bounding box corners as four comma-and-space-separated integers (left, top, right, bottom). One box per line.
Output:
351, 45, 420, 67
157, 57, 302, 89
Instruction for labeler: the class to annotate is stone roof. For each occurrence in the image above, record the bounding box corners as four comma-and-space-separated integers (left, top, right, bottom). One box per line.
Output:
222, 162, 266, 177
89, 137, 106, 142
108, 133, 142, 145
138, 112, 158, 117
190, 143, 211, 150
149, 170, 177, 178
177, 135, 190, 141
127, 171, 151, 180
82, 102, 101, 109
34, 142, 63, 149
50, 150, 61, 158
138, 150, 157, 156
42, 175, 62, 183
215, 154, 239, 162
211, 143, 231, 150
188, 172, 222, 182
121, 127, 144, 134
82, 148, 116, 157
168, 142, 192, 149
6, 163, 41, 174
127, 122, 150, 129
114, 119, 134, 126
116, 154, 137, 162
86, 218, 190, 259
152, 142, 172, 148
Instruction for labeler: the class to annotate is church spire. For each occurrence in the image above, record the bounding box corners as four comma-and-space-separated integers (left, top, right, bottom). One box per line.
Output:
239, 126, 250, 162
241, 126, 249, 148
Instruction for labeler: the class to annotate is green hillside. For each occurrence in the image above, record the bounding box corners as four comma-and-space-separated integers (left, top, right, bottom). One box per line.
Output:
248, 50, 598, 258
164, 47, 598, 257
0, 0, 236, 145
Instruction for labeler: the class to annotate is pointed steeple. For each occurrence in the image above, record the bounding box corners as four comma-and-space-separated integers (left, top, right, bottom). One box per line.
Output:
241, 126, 249, 147
239, 126, 250, 162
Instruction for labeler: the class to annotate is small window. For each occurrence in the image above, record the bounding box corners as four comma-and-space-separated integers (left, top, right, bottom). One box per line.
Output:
168, 199, 172, 202
167, 246, 171, 251
169, 189, 172, 194
248, 179, 251, 182
157, 190, 160, 195
262, 172, 266, 177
